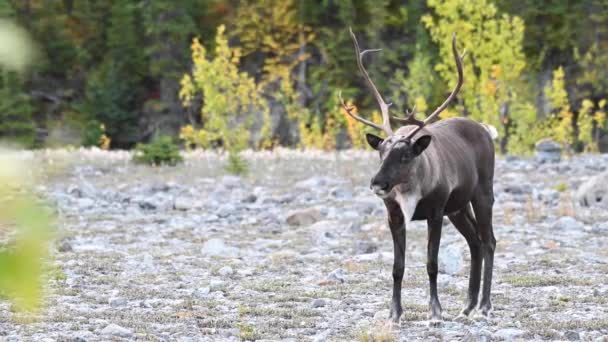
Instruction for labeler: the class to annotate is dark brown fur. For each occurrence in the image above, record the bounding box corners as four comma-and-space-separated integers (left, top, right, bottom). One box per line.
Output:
366, 117, 496, 324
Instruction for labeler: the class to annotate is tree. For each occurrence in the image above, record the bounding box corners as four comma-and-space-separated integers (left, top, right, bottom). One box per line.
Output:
179, 25, 270, 165
423, 0, 529, 153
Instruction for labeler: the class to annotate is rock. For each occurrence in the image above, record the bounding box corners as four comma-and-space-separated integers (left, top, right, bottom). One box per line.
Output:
438, 243, 465, 275
354, 241, 377, 254
108, 297, 127, 307
330, 187, 353, 199
493, 328, 526, 341
77, 198, 95, 209
57, 239, 73, 253
295, 177, 331, 189
221, 175, 242, 189
552, 216, 584, 231
101, 324, 132, 338
503, 183, 532, 195
218, 266, 234, 277
564, 330, 580, 341
242, 194, 257, 203
216, 203, 236, 218
201, 238, 239, 257
173, 197, 193, 211
576, 171, 608, 208
535, 139, 561, 163
311, 298, 327, 308
286, 208, 322, 226
193, 287, 210, 298
327, 268, 346, 284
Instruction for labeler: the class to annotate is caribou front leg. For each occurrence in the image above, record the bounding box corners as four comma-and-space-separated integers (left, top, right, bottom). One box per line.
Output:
384, 199, 405, 324
426, 214, 443, 327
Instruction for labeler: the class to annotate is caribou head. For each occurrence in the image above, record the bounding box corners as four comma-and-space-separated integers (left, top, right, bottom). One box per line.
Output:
339, 28, 465, 199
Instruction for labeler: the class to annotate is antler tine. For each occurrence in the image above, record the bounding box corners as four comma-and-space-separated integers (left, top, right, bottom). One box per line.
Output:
338, 91, 386, 132
403, 33, 464, 140
348, 27, 393, 135
390, 105, 425, 126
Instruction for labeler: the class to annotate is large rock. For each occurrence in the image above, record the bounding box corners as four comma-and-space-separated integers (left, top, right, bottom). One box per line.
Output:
101, 324, 133, 338
576, 171, 608, 208
552, 216, 584, 231
286, 208, 322, 226
201, 238, 239, 257
535, 139, 561, 163
438, 243, 465, 275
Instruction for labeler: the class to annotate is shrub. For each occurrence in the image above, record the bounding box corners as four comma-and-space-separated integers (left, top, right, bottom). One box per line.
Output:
225, 151, 248, 175
133, 136, 183, 166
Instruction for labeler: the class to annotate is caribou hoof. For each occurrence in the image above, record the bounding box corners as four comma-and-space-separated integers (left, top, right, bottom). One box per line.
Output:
428, 318, 443, 328
473, 310, 491, 321
454, 313, 472, 323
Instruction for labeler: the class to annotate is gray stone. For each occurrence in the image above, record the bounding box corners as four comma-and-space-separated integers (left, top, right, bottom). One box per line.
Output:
330, 187, 353, 199
327, 268, 346, 284
108, 297, 127, 307
101, 324, 132, 338
201, 238, 239, 257
564, 330, 580, 341
552, 216, 584, 231
242, 194, 257, 203
535, 139, 561, 163
576, 171, 608, 208
193, 287, 210, 297
173, 197, 193, 211
438, 243, 465, 275
57, 239, 73, 253
286, 208, 322, 226
493, 328, 526, 341
218, 266, 234, 276
354, 241, 377, 254
311, 298, 327, 308
77, 198, 95, 209
216, 203, 236, 218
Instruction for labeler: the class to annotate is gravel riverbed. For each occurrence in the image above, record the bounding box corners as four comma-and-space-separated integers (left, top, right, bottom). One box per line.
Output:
1, 149, 607, 341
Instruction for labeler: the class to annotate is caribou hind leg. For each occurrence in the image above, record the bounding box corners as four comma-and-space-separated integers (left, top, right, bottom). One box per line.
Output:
448, 204, 482, 317
471, 185, 496, 317
384, 199, 406, 323
426, 213, 443, 326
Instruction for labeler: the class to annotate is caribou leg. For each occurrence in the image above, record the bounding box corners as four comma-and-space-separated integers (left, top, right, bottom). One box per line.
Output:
384, 199, 406, 323
472, 186, 496, 317
448, 205, 482, 317
426, 214, 443, 326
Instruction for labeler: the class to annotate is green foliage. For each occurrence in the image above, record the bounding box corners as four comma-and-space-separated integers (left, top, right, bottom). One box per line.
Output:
0, 153, 53, 311
225, 152, 249, 175
180, 25, 269, 152
1, 1, 608, 154
423, 0, 529, 144
0, 70, 35, 147
133, 136, 183, 166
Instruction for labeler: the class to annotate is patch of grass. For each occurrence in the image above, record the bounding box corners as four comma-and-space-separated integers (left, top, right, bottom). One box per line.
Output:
504, 274, 592, 287
526, 319, 608, 332
357, 324, 395, 342
554, 182, 568, 192
238, 322, 260, 341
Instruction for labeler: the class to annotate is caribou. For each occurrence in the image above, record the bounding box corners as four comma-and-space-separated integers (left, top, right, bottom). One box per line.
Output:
339, 29, 497, 326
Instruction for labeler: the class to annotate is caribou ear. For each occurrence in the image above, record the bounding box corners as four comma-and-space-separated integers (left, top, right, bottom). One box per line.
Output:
366, 133, 384, 150
412, 135, 432, 155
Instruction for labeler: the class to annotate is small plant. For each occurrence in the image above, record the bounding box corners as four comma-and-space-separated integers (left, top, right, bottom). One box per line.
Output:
225, 151, 248, 175
554, 182, 568, 192
237, 322, 260, 341
133, 136, 183, 166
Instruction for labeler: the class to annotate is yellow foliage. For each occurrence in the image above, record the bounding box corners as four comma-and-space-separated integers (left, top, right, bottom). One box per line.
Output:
179, 25, 270, 151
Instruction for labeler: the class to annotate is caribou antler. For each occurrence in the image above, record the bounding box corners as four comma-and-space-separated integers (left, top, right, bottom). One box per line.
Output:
390, 105, 425, 127
402, 33, 466, 140
339, 27, 393, 136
